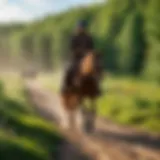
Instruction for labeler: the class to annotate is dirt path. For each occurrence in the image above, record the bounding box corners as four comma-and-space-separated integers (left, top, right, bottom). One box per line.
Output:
23, 78, 160, 160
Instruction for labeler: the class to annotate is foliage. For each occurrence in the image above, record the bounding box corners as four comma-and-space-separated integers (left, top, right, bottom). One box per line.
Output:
0, 79, 63, 160
1, 0, 160, 81
97, 76, 160, 132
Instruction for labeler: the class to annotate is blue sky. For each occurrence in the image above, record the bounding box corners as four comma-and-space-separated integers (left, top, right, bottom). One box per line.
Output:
0, 0, 104, 23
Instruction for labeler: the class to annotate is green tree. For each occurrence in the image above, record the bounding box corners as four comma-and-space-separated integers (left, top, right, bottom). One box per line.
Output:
117, 11, 145, 74
143, 0, 160, 81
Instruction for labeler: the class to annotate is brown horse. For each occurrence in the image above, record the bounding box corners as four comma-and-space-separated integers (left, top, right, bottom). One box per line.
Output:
61, 51, 103, 132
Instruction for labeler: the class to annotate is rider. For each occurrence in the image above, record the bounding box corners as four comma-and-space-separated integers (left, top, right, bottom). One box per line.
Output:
62, 20, 95, 92
70, 20, 94, 63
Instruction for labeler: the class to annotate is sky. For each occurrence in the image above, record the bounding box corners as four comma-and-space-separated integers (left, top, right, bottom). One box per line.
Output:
0, 0, 104, 23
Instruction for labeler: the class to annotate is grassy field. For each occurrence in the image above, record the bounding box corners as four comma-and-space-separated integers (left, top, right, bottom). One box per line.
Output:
0, 73, 63, 160
98, 76, 160, 132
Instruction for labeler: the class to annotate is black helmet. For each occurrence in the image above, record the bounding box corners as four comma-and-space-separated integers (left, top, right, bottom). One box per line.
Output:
76, 19, 88, 28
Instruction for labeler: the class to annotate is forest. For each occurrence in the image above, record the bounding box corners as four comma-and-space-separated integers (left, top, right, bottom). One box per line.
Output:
0, 0, 159, 81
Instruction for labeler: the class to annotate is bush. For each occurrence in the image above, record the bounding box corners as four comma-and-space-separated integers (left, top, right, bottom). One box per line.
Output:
135, 97, 151, 109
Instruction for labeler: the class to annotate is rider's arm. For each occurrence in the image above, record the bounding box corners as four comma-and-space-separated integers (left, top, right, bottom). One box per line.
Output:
88, 36, 94, 51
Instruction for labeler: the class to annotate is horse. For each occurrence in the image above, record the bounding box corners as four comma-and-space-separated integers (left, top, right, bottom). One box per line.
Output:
61, 51, 103, 133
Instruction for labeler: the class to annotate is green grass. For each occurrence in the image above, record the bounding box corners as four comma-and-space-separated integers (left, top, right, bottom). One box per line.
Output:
0, 75, 63, 160
97, 75, 160, 132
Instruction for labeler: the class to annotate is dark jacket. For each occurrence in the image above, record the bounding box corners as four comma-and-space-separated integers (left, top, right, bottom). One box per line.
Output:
70, 32, 94, 59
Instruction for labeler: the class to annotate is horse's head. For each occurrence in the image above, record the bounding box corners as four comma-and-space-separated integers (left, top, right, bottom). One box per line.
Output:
73, 51, 103, 88
79, 51, 95, 76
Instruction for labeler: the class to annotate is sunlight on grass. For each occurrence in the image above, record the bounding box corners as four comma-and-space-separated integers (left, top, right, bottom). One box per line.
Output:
0, 72, 24, 101
37, 72, 62, 92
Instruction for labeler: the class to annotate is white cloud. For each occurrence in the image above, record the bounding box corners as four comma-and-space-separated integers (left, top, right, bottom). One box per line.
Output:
0, 0, 53, 23
0, 0, 105, 23
0, 0, 7, 7
0, 4, 33, 23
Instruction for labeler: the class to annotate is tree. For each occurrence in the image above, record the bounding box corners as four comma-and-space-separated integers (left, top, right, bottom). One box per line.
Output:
117, 10, 145, 75
143, 0, 160, 81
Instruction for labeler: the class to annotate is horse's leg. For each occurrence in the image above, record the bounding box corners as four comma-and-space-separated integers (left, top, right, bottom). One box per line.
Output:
61, 94, 76, 130
85, 98, 97, 133
68, 109, 76, 130
60, 109, 70, 129
90, 98, 97, 132
68, 109, 83, 133
79, 99, 93, 133
67, 94, 81, 131
79, 99, 90, 133
73, 101, 84, 133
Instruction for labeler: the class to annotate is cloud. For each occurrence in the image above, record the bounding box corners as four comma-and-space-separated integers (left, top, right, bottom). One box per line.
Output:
0, 3, 33, 23
0, 0, 105, 23
0, 0, 7, 7
0, 0, 54, 23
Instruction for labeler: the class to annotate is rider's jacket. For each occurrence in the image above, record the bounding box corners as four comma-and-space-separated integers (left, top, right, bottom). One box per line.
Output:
70, 32, 94, 60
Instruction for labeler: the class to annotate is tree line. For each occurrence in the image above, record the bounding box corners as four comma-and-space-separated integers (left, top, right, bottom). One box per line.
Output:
0, 0, 159, 81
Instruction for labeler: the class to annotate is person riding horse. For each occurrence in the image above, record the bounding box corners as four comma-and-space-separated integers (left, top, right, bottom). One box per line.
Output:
61, 20, 103, 132
62, 20, 102, 97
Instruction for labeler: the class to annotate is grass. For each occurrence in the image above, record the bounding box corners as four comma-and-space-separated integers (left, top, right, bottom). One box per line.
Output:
97, 75, 160, 132
0, 74, 63, 160
0, 132, 48, 160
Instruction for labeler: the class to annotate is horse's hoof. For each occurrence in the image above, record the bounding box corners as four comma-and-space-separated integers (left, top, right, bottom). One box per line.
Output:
85, 128, 95, 134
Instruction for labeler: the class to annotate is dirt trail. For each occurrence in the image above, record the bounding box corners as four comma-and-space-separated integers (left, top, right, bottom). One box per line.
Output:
23, 78, 160, 160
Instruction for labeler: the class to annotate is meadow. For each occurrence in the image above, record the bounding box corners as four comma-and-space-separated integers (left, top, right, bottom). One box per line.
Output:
98, 76, 160, 132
